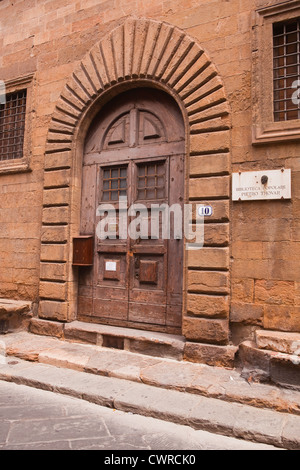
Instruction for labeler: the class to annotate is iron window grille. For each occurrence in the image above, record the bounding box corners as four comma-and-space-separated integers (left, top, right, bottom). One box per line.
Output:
0, 89, 27, 161
137, 161, 165, 200
102, 166, 127, 201
273, 18, 300, 121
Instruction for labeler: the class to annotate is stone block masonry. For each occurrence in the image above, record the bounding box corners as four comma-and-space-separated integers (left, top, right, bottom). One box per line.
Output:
0, 0, 299, 368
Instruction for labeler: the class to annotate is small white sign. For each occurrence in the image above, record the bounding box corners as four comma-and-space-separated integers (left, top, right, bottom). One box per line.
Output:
232, 169, 291, 201
198, 205, 213, 217
105, 261, 117, 271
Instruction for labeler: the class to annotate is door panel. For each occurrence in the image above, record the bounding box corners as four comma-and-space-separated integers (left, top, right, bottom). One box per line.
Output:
79, 88, 185, 332
130, 254, 166, 297
93, 162, 130, 321
128, 302, 167, 325
166, 154, 184, 327
128, 158, 168, 326
80, 165, 97, 234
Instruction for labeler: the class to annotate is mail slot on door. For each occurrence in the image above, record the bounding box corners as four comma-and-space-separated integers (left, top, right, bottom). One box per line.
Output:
72, 236, 94, 266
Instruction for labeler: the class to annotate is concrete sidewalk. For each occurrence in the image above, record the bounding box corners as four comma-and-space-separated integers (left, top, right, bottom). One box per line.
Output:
0, 331, 300, 449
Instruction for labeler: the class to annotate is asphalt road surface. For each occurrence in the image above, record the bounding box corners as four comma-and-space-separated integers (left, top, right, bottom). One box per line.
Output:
0, 380, 278, 452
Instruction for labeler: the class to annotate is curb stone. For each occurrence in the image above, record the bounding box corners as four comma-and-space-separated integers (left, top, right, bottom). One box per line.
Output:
0, 358, 299, 449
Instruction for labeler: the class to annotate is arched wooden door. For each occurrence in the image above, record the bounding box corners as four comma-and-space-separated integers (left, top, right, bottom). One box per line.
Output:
78, 88, 185, 333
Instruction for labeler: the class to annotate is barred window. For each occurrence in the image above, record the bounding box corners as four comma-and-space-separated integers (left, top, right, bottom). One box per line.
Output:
137, 161, 165, 200
0, 89, 27, 161
273, 19, 300, 121
102, 166, 127, 201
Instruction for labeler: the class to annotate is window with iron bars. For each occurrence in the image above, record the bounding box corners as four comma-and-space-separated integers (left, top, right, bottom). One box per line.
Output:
0, 89, 27, 161
273, 18, 300, 122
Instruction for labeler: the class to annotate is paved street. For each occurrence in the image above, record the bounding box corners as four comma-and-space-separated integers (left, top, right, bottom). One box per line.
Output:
0, 380, 278, 451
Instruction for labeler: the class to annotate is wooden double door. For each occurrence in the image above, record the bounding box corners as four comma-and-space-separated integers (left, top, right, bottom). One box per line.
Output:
78, 89, 185, 332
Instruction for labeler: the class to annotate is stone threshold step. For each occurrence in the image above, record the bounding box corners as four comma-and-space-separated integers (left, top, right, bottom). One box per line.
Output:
31, 319, 186, 361
0, 299, 32, 314
2, 331, 300, 417
239, 341, 300, 391
0, 358, 298, 449
0, 299, 33, 334
256, 330, 300, 356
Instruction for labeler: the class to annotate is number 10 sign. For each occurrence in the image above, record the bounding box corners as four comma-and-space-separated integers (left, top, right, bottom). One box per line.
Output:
198, 205, 213, 217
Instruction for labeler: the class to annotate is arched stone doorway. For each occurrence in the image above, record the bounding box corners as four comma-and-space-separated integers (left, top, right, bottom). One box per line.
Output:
39, 18, 231, 360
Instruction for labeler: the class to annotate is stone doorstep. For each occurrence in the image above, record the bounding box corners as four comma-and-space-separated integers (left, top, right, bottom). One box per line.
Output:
256, 330, 300, 356
239, 341, 300, 391
0, 299, 32, 316
30, 318, 237, 367
0, 299, 33, 334
31, 319, 186, 361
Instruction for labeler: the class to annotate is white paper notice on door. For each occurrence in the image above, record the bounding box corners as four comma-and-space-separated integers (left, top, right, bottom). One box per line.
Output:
105, 261, 117, 272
